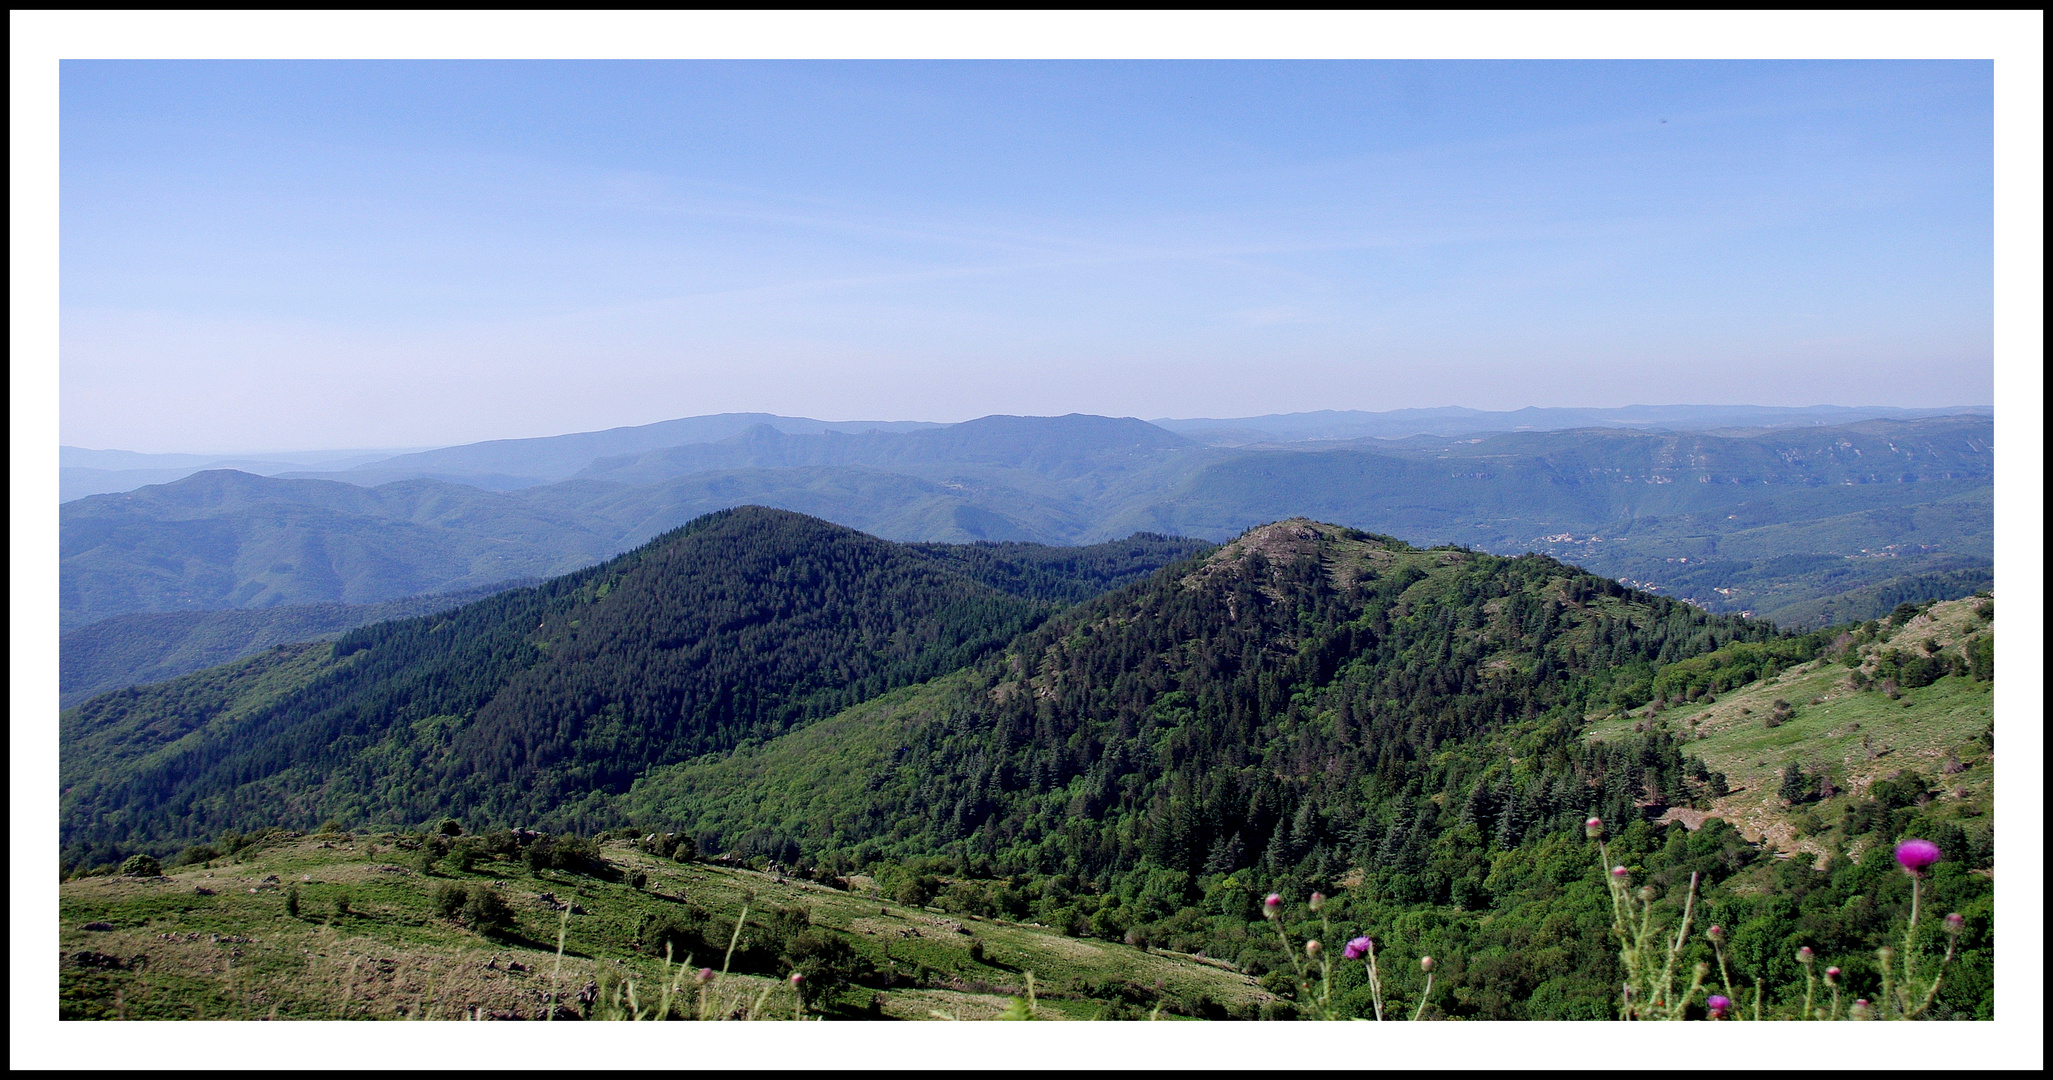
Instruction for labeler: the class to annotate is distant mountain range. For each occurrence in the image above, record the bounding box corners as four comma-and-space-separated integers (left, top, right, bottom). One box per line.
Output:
60, 412, 1992, 638
1147, 403, 1993, 445
62, 404, 1990, 500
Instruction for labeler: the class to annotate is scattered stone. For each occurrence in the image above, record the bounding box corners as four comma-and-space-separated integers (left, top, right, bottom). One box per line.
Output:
262, 875, 280, 883
193, 887, 216, 896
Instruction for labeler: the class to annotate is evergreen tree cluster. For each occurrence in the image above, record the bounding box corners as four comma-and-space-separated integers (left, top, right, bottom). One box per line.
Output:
657, 521, 1772, 896
58, 508, 1204, 864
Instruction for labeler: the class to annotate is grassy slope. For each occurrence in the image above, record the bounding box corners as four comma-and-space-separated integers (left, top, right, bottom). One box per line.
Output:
619, 675, 964, 849
1584, 595, 1995, 868
58, 835, 1270, 1021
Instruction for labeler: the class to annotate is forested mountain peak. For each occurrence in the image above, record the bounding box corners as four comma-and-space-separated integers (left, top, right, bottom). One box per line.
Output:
627, 516, 1784, 889
58, 507, 1209, 865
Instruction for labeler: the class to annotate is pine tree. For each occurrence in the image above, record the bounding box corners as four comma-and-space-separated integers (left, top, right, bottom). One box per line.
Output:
1778, 762, 1810, 805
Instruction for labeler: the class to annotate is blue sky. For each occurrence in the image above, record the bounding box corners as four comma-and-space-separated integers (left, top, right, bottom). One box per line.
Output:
60, 60, 1994, 452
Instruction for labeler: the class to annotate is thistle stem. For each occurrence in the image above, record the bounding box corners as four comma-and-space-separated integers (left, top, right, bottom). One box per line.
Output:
1411, 972, 1434, 1021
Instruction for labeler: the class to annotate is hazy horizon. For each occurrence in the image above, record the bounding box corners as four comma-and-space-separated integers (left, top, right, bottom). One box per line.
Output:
57, 401, 1999, 459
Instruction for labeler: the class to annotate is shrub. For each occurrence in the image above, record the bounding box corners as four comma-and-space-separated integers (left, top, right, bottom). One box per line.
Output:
459, 885, 517, 937
432, 881, 468, 919
437, 818, 464, 836
171, 844, 221, 867
893, 875, 938, 907
285, 886, 301, 918
782, 929, 871, 1005
118, 854, 161, 878
524, 833, 606, 876
641, 906, 714, 961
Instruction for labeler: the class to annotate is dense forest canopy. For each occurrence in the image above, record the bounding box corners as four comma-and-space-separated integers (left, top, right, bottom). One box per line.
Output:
57, 509, 1206, 867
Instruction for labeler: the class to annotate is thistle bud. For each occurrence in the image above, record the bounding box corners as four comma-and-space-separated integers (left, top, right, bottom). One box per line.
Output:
1849, 999, 1873, 1020
789, 971, 804, 987
1309, 891, 1326, 912
1797, 946, 1814, 964
1637, 885, 1656, 901
1305, 939, 1322, 958
1420, 956, 1435, 973
1693, 961, 1709, 979
1610, 865, 1630, 882
1585, 817, 1604, 839
1944, 912, 1965, 934
1263, 893, 1283, 919
695, 967, 716, 983
1706, 924, 1724, 943
1824, 966, 1841, 983
1876, 946, 1895, 965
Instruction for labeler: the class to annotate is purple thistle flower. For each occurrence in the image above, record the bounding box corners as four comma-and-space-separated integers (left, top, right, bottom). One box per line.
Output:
1342, 936, 1373, 960
1706, 994, 1732, 1018
1894, 838, 1941, 875
695, 967, 716, 983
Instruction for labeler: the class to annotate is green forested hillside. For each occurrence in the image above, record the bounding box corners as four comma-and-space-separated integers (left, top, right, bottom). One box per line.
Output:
56, 514, 1997, 1019
59, 579, 538, 708
625, 520, 1778, 876
58, 511, 1204, 868
615, 523, 1993, 1018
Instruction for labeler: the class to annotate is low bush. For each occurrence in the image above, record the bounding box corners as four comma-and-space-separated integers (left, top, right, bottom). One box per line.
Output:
171, 844, 221, 867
